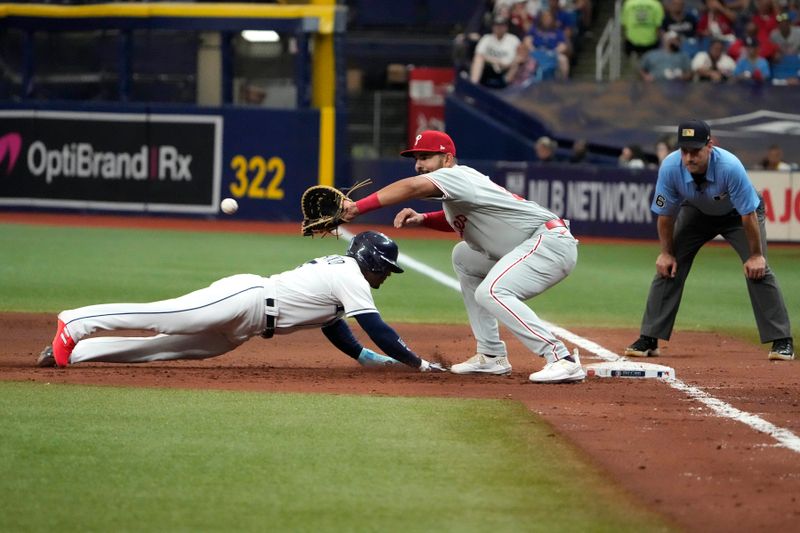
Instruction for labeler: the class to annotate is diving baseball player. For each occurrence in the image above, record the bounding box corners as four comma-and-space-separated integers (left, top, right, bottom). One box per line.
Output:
40, 231, 445, 372
341, 130, 584, 384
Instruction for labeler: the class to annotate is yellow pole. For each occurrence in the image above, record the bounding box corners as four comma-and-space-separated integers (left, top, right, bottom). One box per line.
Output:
311, 0, 336, 186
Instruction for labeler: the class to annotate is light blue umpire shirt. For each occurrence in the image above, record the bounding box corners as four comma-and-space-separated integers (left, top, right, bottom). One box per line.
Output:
651, 147, 761, 217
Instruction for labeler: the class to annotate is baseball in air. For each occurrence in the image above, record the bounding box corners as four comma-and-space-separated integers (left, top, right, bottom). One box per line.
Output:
220, 198, 238, 215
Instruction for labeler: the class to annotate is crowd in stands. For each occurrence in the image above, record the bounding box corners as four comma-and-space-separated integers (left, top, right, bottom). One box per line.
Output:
455, 0, 594, 88
460, 1, 800, 87
623, 0, 800, 85
456, 1, 799, 168
536, 132, 796, 170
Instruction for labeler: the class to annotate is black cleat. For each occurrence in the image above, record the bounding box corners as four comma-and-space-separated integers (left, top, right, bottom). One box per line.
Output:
768, 338, 795, 361
624, 335, 660, 357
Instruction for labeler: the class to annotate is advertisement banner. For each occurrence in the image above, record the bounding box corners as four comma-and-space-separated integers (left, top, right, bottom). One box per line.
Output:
490, 162, 659, 239
750, 170, 800, 242
408, 67, 455, 147
0, 110, 221, 214
351, 159, 660, 240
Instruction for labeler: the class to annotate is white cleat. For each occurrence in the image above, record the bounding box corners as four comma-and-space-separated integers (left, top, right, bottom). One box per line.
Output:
450, 353, 512, 375
529, 349, 586, 384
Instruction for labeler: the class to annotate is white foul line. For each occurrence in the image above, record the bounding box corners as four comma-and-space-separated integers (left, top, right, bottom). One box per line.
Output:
340, 228, 800, 454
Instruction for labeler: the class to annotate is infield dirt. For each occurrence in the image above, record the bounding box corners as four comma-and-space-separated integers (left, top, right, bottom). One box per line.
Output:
2, 213, 799, 532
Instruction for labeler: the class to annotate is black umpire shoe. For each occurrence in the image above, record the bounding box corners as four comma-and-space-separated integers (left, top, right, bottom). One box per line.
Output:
624, 335, 660, 357
768, 338, 795, 361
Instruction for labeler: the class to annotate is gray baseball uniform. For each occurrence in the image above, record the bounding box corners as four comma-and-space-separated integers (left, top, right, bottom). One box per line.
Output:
424, 165, 578, 362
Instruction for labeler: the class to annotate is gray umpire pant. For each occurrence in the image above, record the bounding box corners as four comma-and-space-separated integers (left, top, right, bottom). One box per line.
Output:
640, 201, 792, 344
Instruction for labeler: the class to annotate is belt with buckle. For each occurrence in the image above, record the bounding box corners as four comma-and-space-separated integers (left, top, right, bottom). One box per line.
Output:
261, 298, 276, 339
544, 218, 567, 230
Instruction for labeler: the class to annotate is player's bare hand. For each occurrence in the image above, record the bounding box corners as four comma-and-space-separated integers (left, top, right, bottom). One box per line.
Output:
394, 208, 424, 228
656, 252, 677, 278
744, 254, 766, 280
341, 199, 358, 222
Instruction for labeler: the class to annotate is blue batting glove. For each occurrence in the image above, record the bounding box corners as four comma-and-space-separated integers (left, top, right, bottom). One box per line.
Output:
357, 348, 399, 367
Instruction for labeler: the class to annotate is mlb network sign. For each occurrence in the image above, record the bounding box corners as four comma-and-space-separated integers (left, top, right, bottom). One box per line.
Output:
0, 111, 222, 214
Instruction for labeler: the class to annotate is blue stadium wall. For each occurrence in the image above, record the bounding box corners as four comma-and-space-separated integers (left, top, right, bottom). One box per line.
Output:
0, 2, 347, 221
0, 104, 335, 221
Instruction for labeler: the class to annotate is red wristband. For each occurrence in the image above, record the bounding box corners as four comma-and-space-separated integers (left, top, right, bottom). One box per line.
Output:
355, 193, 382, 215
421, 210, 455, 232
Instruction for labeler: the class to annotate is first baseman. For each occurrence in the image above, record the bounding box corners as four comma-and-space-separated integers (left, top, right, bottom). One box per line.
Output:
341, 130, 584, 384
40, 231, 445, 372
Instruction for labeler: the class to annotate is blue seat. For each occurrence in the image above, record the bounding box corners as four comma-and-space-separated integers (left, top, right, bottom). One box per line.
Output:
350, 1, 417, 27
426, 0, 478, 28
681, 37, 702, 59
531, 49, 558, 81
559, 10, 579, 31
772, 54, 800, 80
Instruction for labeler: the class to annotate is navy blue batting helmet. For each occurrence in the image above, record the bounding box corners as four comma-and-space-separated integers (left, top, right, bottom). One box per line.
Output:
347, 231, 404, 275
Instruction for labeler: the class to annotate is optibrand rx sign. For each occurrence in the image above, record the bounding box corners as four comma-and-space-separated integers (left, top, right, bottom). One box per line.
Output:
0, 110, 222, 214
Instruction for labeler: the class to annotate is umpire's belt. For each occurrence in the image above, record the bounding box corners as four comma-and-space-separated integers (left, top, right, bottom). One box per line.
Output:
262, 298, 278, 339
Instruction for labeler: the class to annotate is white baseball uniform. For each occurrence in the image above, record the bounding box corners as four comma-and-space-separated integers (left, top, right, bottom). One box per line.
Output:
424, 165, 578, 362
64, 255, 378, 364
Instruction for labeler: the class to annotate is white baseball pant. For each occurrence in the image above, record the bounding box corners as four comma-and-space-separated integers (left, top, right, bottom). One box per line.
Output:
62, 274, 269, 364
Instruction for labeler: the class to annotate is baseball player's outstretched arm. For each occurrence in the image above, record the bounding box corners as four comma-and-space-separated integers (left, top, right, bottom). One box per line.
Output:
353, 313, 422, 368
321, 319, 399, 367
321, 319, 361, 357
354, 313, 444, 371
322, 315, 424, 368
341, 176, 440, 221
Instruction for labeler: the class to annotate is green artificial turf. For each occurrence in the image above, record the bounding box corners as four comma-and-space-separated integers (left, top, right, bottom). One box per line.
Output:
0, 223, 469, 321
0, 382, 669, 532
2, 222, 798, 344
543, 240, 800, 343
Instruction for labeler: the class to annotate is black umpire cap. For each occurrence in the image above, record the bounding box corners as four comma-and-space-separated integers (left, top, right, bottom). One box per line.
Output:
676, 119, 711, 150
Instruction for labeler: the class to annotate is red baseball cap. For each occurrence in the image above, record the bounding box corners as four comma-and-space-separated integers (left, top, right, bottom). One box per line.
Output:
400, 130, 456, 157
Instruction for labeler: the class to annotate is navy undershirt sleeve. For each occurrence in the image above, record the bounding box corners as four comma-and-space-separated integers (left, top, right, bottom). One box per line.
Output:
354, 312, 422, 368
321, 319, 362, 359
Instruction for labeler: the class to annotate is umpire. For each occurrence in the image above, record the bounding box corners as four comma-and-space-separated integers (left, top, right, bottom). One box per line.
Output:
625, 119, 794, 361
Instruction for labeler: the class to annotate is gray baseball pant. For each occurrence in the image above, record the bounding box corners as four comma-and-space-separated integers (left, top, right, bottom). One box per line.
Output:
640, 202, 791, 343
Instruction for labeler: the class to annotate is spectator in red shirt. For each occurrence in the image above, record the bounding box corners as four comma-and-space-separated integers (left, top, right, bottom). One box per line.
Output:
697, 0, 737, 43
508, 0, 534, 39
751, 0, 780, 47
728, 21, 779, 61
